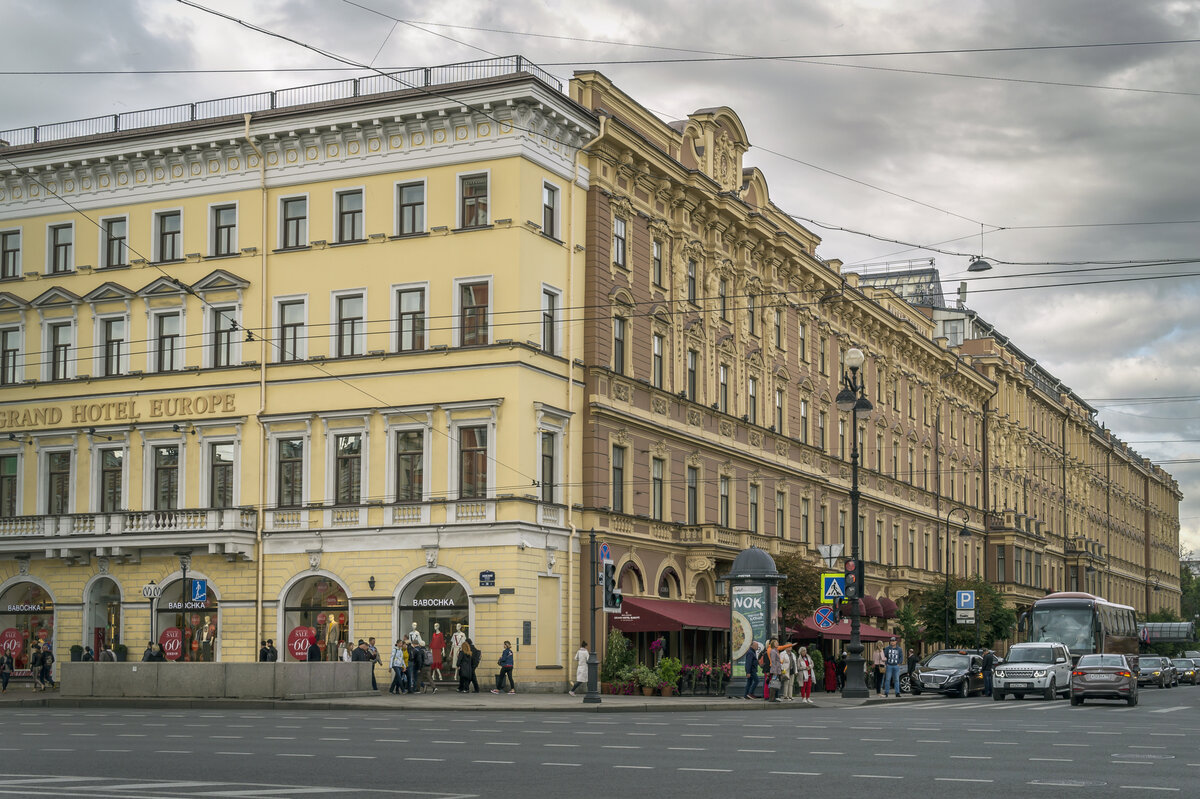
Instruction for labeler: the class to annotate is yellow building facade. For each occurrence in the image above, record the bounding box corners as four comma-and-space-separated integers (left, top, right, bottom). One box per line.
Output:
0, 60, 598, 686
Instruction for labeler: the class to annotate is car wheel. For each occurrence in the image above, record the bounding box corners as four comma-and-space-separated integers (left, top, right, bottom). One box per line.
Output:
993, 691, 1005, 701
1127, 694, 1138, 707
1043, 678, 1056, 701
958, 680, 968, 699
899, 674, 910, 694
1070, 694, 1082, 706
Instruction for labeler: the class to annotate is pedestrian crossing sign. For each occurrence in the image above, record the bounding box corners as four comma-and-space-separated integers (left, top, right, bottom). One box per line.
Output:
821, 572, 846, 604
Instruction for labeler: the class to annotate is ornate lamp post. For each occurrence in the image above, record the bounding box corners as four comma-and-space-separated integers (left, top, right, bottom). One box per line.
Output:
943, 507, 970, 647
835, 347, 872, 699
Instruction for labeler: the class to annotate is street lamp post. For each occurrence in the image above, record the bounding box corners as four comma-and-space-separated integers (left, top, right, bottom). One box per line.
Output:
835, 348, 872, 699
943, 507, 971, 647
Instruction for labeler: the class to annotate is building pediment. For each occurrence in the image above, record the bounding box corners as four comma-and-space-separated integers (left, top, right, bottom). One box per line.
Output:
0, 292, 29, 312
83, 282, 135, 303
193, 269, 250, 294
30, 287, 82, 308
138, 276, 188, 298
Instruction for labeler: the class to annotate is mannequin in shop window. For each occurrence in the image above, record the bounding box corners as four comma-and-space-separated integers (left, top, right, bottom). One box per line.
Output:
407, 622, 425, 647
325, 617, 341, 660
200, 616, 216, 662
450, 623, 466, 679
430, 623, 445, 681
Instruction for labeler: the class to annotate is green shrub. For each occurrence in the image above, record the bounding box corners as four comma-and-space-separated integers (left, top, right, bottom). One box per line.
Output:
600, 629, 634, 683
656, 655, 682, 687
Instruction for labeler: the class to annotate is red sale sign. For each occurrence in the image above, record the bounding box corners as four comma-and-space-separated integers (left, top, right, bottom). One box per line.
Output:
287, 626, 314, 660
0, 629, 22, 655
159, 627, 183, 661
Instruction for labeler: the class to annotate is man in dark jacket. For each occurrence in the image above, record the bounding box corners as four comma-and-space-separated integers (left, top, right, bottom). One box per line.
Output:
307, 638, 321, 661
259, 641, 271, 662
265, 639, 278, 662
981, 648, 996, 696
405, 642, 421, 694
742, 641, 761, 699
141, 641, 155, 662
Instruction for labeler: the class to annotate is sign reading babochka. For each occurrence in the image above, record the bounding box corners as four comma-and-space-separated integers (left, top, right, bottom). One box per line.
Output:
0, 392, 239, 430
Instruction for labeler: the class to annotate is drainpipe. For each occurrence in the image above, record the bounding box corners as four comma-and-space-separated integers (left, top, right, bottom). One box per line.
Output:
566, 113, 606, 663
243, 114, 269, 651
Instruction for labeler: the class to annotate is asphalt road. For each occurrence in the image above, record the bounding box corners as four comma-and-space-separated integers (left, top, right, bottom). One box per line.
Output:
1, 686, 1196, 798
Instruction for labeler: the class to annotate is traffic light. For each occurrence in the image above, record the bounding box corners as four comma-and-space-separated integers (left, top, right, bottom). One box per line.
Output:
602, 560, 622, 613
844, 558, 861, 600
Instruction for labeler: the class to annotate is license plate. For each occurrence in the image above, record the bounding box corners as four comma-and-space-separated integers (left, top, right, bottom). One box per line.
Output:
1009, 682, 1030, 688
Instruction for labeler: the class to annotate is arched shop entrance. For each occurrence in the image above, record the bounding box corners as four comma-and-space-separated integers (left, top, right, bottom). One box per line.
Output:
282, 576, 350, 661
397, 573, 471, 665
85, 577, 122, 654
0, 582, 55, 675
154, 580, 219, 661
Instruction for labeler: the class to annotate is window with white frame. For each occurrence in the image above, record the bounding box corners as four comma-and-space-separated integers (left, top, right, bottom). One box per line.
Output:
210, 306, 237, 368
542, 288, 559, 355
276, 437, 305, 507
718, 364, 729, 413
156, 210, 182, 262
610, 444, 626, 513
686, 465, 698, 524
686, 349, 697, 400
459, 174, 488, 228
798, 322, 807, 362
459, 281, 489, 346
397, 182, 425, 236
277, 298, 305, 362
800, 497, 810, 542
98, 448, 123, 513
281, 196, 308, 249
46, 451, 71, 514
612, 316, 626, 375
612, 216, 627, 268
47, 321, 71, 381
686, 260, 696, 304
334, 433, 362, 505
458, 425, 488, 499
154, 311, 182, 372
718, 279, 728, 320
48, 224, 73, 273
749, 483, 759, 533
539, 431, 556, 503
396, 287, 425, 352
651, 333, 664, 389
211, 204, 237, 256
394, 429, 424, 502
336, 190, 363, 242
0, 327, 19, 385
542, 183, 559, 239
335, 293, 365, 357
152, 445, 179, 510
774, 308, 783, 348
747, 376, 758, 424
0, 230, 19, 279
774, 388, 784, 432
776, 491, 785, 537
719, 475, 730, 527
747, 293, 757, 336
101, 218, 127, 268
652, 240, 663, 286
799, 399, 809, 444
651, 457, 664, 520
209, 442, 235, 508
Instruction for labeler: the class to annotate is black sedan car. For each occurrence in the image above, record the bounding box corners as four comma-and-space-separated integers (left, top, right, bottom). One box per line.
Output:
1136, 656, 1173, 688
910, 650, 986, 698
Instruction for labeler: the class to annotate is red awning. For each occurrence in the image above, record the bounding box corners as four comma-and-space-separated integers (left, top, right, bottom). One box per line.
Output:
863, 596, 883, 618
788, 612, 893, 642
877, 597, 898, 619
608, 596, 729, 633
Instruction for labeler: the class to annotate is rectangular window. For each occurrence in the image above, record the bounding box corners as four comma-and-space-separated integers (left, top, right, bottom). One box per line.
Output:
800, 498, 810, 542
156, 313, 180, 372
209, 443, 234, 508
612, 216, 627, 268
652, 333, 664, 388
652, 240, 663, 286
0, 328, 18, 385
100, 449, 122, 513
1014, 547, 1023, 584
799, 400, 809, 444
542, 184, 558, 239
157, 211, 181, 261
282, 197, 308, 248
611, 445, 625, 513
397, 288, 425, 352
718, 364, 729, 413
460, 282, 489, 346
0, 231, 18, 278
819, 337, 827, 375
460, 174, 488, 228
839, 510, 847, 546
212, 205, 237, 256
749, 484, 759, 533
336, 294, 364, 357
540, 431, 556, 503
892, 523, 900, 565
776, 491, 785, 537
277, 438, 304, 507
49, 323, 70, 381
278, 300, 304, 362
102, 318, 124, 377
458, 425, 488, 499
542, 290, 557, 355
0, 455, 14, 516
686, 466, 698, 524
774, 308, 783, 348
774, 389, 784, 432
153, 446, 178, 511
798, 323, 807, 362
719, 475, 730, 527
651, 458, 664, 520
907, 447, 914, 484
398, 183, 425, 236
49, 224, 73, 273
211, 308, 236, 368
103, 218, 127, 268
686, 260, 696, 304
747, 294, 757, 336
335, 433, 362, 505
818, 411, 827, 451
686, 350, 697, 400
876, 520, 884, 564
337, 190, 364, 242
395, 430, 424, 502
719, 279, 728, 320
612, 317, 626, 375
47, 452, 71, 514
747, 377, 758, 424
838, 417, 846, 459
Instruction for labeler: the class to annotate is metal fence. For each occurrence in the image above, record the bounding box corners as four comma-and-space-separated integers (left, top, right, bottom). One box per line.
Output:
0, 56, 561, 148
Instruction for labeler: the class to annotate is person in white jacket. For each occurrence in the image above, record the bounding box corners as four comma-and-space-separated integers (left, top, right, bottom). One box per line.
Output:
796, 646, 815, 703
779, 646, 795, 701
569, 641, 590, 696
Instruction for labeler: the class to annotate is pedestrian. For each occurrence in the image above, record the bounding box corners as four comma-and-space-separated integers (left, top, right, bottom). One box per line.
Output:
339, 642, 351, 662
389, 640, 405, 694
367, 637, 381, 692
871, 644, 886, 695
351, 639, 371, 681
29, 645, 44, 691
837, 652, 847, 690
456, 640, 474, 692
907, 648, 920, 677
779, 644, 794, 702
766, 639, 782, 702
797, 646, 815, 704
265, 639, 278, 662
742, 641, 761, 699
882, 636, 903, 698
148, 643, 166, 662
467, 639, 482, 693
0, 650, 13, 693
141, 641, 155, 662
492, 641, 516, 694
40, 645, 56, 689
569, 641, 589, 696
824, 654, 837, 693
82, 646, 94, 662
405, 640, 421, 694
307, 636, 322, 662
981, 647, 996, 697
259, 640, 270, 662
99, 645, 116, 663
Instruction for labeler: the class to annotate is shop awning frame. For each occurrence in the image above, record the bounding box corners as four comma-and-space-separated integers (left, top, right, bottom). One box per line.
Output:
608, 596, 729, 633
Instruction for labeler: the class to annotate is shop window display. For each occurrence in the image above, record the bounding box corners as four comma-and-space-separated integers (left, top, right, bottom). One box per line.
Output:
283, 577, 349, 661
398, 574, 470, 678
0, 582, 55, 676
154, 580, 219, 661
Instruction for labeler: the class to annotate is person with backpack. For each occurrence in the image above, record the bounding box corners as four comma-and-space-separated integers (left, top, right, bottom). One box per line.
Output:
742, 641, 761, 699
389, 640, 406, 694
491, 641, 515, 694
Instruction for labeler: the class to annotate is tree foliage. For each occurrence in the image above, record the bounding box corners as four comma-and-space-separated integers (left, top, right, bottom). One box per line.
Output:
909, 576, 1015, 648
894, 602, 924, 653
773, 552, 824, 631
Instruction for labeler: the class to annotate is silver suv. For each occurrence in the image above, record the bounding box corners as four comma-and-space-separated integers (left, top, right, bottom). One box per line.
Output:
993, 642, 1072, 701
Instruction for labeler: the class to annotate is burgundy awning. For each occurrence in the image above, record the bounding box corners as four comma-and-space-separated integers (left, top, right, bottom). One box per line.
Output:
608, 596, 729, 633
788, 613, 893, 642
877, 597, 898, 619
863, 596, 883, 618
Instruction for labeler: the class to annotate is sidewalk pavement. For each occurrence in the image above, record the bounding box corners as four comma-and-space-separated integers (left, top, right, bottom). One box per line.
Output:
0, 684, 938, 713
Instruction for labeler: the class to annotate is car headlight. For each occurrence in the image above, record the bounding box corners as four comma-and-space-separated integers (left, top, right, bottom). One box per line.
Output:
994, 669, 1005, 678
1033, 670, 1047, 678
1152, 671, 1161, 676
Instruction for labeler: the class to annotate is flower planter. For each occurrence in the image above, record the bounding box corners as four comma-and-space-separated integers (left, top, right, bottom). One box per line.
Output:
641, 686, 655, 697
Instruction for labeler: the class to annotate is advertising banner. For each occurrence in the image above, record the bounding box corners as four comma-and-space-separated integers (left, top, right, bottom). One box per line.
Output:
287, 626, 315, 660
158, 627, 183, 661
731, 584, 768, 678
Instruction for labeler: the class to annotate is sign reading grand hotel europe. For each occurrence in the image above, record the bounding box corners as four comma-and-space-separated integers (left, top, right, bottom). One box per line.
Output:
0, 392, 238, 430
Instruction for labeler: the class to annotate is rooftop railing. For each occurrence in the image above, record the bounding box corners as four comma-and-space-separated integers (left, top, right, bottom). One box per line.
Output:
0, 55, 560, 149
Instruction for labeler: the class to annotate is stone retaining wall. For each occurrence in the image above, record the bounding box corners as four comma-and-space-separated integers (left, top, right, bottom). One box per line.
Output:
60, 662, 374, 699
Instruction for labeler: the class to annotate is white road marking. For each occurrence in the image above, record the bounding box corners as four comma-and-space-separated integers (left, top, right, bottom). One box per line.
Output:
337, 755, 375, 759
669, 747, 706, 751
950, 755, 991, 760
277, 754, 314, 758
473, 760, 514, 764
545, 744, 579, 748
738, 749, 776, 753
937, 778, 993, 783
681, 734, 712, 737
542, 763, 581, 767
602, 745, 639, 749
810, 751, 844, 755
405, 757, 444, 762
875, 753, 916, 757
216, 752, 253, 756
852, 775, 902, 779
770, 772, 821, 776
614, 765, 654, 770
1151, 707, 1188, 714
1118, 787, 1179, 792
1030, 758, 1073, 762
485, 742, 519, 746
679, 768, 731, 772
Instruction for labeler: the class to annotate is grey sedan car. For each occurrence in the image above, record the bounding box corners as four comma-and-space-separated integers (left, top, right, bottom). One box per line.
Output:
1070, 653, 1138, 706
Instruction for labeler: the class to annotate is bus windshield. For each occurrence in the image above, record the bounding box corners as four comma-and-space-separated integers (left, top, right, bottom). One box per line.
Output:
1030, 606, 1094, 654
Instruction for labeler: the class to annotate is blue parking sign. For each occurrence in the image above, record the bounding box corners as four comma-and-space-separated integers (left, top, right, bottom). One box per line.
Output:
956, 590, 975, 610
191, 579, 208, 603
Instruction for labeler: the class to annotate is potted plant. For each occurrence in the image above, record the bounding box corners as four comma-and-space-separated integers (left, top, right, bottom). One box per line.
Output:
600, 629, 634, 694
657, 655, 682, 696
634, 664, 658, 696
69, 644, 84, 662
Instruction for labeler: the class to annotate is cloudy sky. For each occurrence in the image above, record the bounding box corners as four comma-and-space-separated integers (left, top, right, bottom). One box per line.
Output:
4, 0, 1198, 558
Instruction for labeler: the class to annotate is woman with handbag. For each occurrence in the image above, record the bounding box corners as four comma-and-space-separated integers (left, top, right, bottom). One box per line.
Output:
765, 639, 782, 703
796, 646, 815, 704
